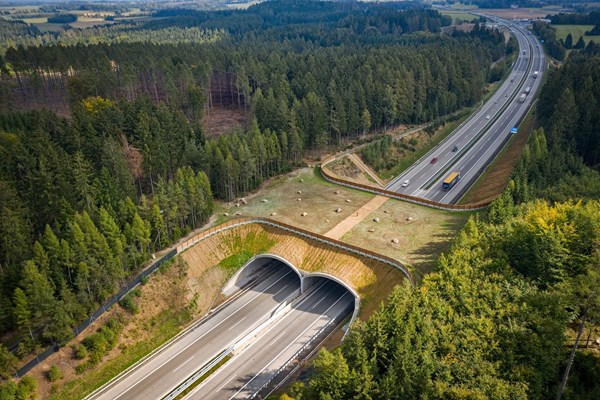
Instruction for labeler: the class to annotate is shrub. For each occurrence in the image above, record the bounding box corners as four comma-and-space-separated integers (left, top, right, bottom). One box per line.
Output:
119, 293, 139, 314
17, 375, 37, 399
75, 345, 87, 360
47, 365, 63, 382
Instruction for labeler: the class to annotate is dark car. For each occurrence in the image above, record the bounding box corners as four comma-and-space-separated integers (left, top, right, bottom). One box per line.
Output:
452, 145, 458, 152
430, 157, 438, 164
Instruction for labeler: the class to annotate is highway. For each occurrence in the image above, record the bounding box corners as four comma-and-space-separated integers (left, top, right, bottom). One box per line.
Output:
87, 264, 301, 400
387, 19, 545, 204
183, 280, 354, 400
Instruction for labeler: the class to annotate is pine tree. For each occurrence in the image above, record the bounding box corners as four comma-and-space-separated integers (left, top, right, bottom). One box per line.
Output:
13, 287, 34, 343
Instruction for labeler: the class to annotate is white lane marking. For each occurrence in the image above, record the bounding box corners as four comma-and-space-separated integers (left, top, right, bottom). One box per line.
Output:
228, 317, 247, 331
112, 269, 294, 400
310, 295, 327, 311
228, 292, 352, 400
173, 356, 195, 373
390, 27, 532, 195
215, 328, 289, 394
185, 282, 331, 398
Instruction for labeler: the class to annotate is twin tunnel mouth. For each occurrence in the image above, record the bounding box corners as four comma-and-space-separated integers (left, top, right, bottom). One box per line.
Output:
222, 254, 359, 324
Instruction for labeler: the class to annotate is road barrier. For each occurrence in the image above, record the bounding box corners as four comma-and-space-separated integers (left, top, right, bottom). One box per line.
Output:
16, 217, 410, 380
251, 302, 353, 399
321, 156, 492, 211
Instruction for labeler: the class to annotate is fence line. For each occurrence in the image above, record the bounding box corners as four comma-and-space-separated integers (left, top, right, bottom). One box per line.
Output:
177, 217, 413, 285
14, 217, 410, 378
320, 156, 492, 211
15, 249, 177, 378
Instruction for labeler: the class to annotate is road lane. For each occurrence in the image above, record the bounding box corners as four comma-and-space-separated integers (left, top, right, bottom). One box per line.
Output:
88, 264, 301, 400
387, 20, 545, 204
184, 281, 354, 400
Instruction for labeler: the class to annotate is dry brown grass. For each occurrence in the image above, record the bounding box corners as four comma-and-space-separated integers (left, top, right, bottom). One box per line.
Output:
29, 263, 191, 400
202, 106, 250, 137
325, 158, 374, 187
179, 223, 406, 318
459, 111, 535, 204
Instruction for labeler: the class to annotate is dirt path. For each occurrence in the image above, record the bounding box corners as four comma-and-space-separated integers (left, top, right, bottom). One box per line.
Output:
323, 195, 389, 240
348, 154, 385, 187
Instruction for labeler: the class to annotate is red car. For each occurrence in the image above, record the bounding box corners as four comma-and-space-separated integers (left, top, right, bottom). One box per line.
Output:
430, 157, 438, 164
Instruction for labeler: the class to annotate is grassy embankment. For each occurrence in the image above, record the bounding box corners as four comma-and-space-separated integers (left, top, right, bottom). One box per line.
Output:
458, 102, 536, 205
37, 163, 470, 399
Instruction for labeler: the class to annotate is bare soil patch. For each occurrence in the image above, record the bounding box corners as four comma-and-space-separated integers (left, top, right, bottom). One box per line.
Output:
202, 106, 249, 137
180, 223, 407, 318
324, 157, 375, 187
324, 196, 389, 240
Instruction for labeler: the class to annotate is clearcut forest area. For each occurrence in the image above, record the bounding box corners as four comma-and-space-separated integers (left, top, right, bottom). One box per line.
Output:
0, 1, 599, 400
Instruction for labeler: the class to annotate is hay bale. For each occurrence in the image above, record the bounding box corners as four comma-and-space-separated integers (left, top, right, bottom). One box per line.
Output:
373, 217, 380, 223
368, 228, 375, 233
345, 199, 352, 203
336, 208, 342, 213
297, 198, 302, 201
297, 190, 303, 194
223, 212, 229, 216
300, 179, 304, 182
392, 238, 399, 244
335, 190, 340, 194
406, 216, 413, 222
301, 212, 308, 217
270, 212, 277, 216
235, 211, 242, 216
261, 199, 268, 203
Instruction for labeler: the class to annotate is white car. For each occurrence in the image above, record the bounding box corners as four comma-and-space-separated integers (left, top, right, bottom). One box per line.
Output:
486, 114, 491, 119
401, 180, 410, 187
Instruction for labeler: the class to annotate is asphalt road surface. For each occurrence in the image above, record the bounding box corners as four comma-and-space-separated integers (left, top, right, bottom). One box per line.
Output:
87, 264, 300, 400
387, 20, 545, 204
183, 280, 354, 400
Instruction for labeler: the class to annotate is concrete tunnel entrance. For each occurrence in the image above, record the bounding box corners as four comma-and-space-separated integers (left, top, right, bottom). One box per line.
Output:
222, 254, 360, 328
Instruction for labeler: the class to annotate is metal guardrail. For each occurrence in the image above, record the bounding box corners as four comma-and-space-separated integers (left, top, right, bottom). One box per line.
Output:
15, 217, 411, 383
177, 218, 413, 285
162, 346, 234, 400
321, 158, 492, 211
250, 303, 353, 399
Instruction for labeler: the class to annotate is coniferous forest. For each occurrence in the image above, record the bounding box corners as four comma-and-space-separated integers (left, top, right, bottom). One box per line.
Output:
0, 1, 599, 399
0, 0, 505, 348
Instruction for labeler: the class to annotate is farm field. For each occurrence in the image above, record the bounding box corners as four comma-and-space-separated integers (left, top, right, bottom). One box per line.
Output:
553, 24, 600, 45
482, 8, 559, 20
440, 11, 479, 24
